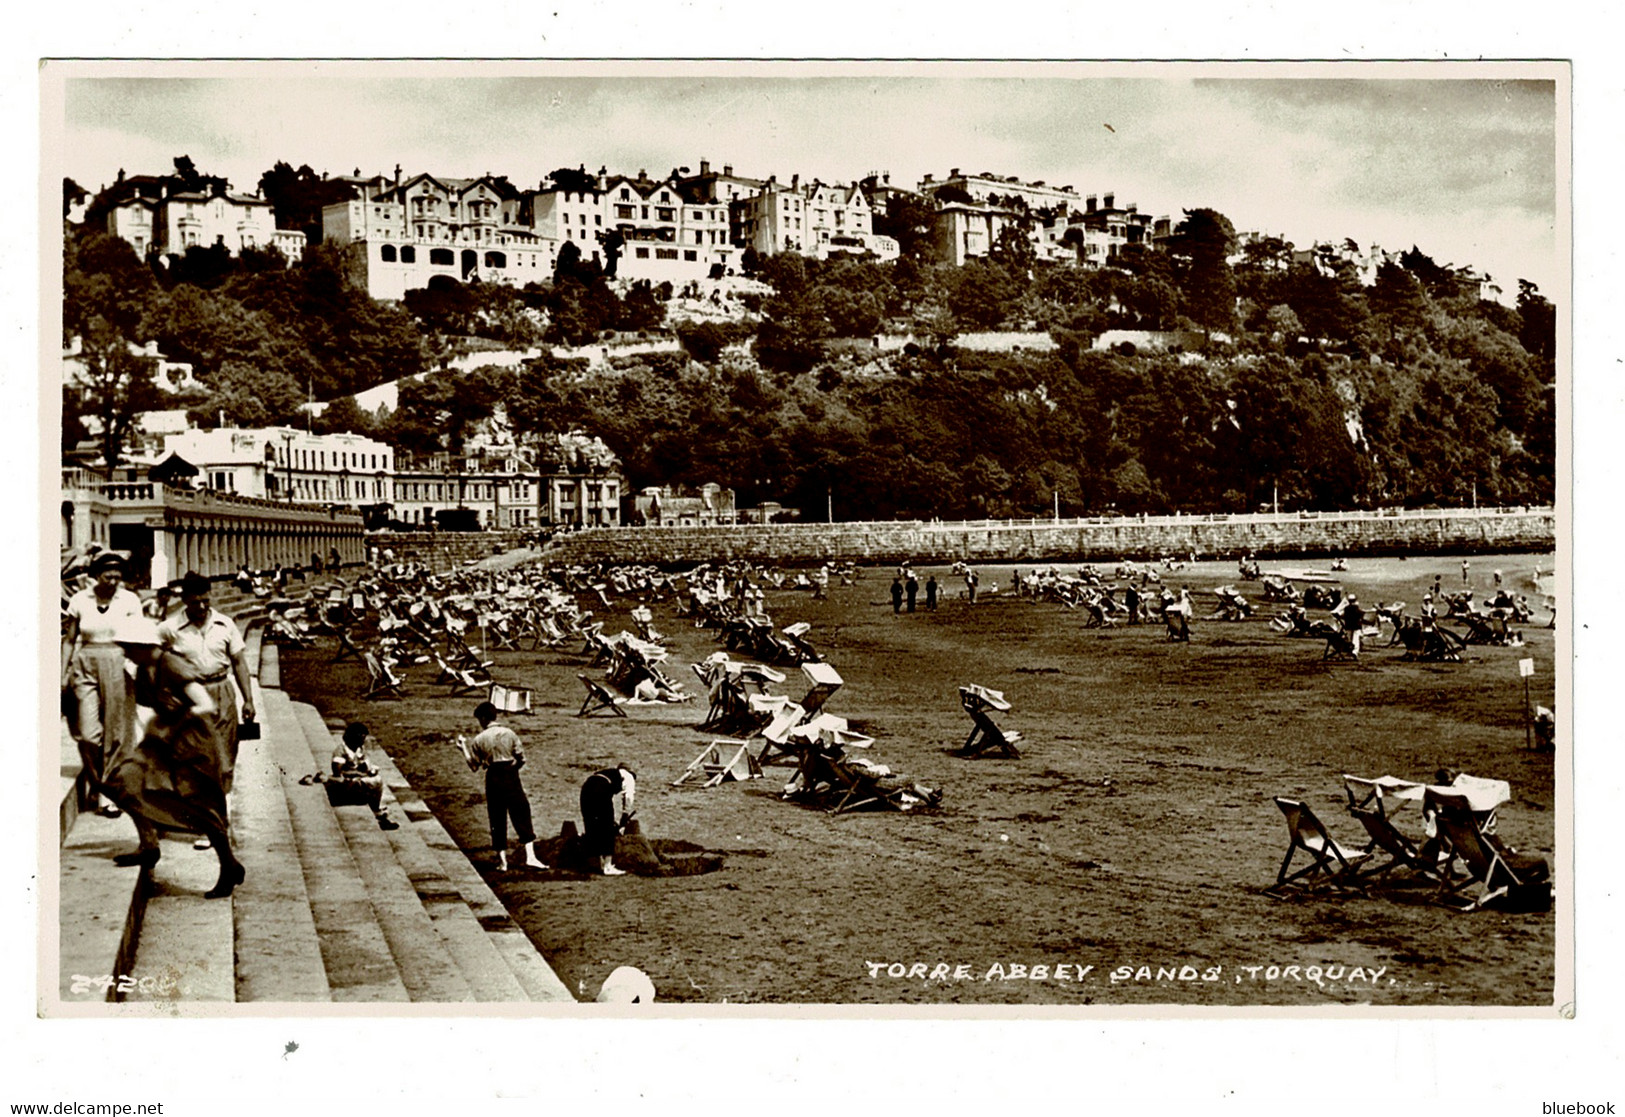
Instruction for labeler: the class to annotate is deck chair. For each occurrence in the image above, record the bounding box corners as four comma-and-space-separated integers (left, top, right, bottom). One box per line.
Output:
1425, 789, 1551, 912
432, 654, 486, 696
798, 662, 844, 719
1163, 607, 1190, 642
576, 673, 627, 718
332, 628, 368, 663
672, 739, 763, 788
488, 683, 533, 716
958, 685, 1024, 758
361, 651, 405, 700
780, 622, 821, 663
449, 638, 495, 675
1263, 797, 1370, 897
755, 700, 810, 768
1342, 776, 1436, 880
1314, 622, 1358, 660
794, 749, 938, 815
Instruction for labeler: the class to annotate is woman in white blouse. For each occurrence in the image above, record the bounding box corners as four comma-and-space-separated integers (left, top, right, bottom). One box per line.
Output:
61, 552, 144, 815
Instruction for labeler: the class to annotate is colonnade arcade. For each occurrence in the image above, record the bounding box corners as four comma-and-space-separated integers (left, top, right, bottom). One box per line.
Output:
154, 506, 366, 585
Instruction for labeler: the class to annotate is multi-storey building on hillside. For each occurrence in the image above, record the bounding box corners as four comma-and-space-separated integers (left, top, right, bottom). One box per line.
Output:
932, 200, 1022, 267
600, 170, 738, 281
322, 171, 554, 300
676, 159, 769, 246
918, 168, 1084, 214
734, 175, 896, 261
88, 170, 306, 262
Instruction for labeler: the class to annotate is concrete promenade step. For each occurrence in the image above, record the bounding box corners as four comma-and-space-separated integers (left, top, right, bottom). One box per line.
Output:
228, 678, 330, 1003
263, 689, 411, 1002
357, 730, 574, 1003
284, 703, 474, 1002
124, 834, 234, 1003
58, 809, 146, 1005
309, 711, 571, 1002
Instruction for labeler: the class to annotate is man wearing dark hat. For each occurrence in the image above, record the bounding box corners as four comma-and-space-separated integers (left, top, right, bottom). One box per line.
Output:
143, 580, 181, 621
157, 572, 256, 796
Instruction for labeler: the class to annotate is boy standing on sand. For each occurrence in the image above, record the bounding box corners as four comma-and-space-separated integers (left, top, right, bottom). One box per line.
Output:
458, 701, 547, 872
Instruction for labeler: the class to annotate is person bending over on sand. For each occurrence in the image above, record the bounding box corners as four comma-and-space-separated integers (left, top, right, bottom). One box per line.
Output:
580, 765, 637, 876
458, 701, 547, 872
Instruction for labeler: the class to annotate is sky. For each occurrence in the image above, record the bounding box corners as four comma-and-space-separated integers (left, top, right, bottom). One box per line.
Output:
51, 62, 1562, 297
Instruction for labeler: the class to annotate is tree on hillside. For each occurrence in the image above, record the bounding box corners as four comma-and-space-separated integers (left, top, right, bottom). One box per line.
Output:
63, 177, 88, 219
547, 166, 599, 194
1168, 208, 1238, 339
187, 358, 306, 430
171, 155, 227, 196
617, 280, 666, 332
312, 394, 377, 436
257, 161, 361, 240
597, 229, 626, 279
1516, 279, 1556, 362
404, 274, 476, 336
946, 260, 1019, 330
988, 221, 1037, 277
1368, 260, 1430, 341
64, 229, 159, 339
873, 194, 938, 261
73, 317, 166, 477
1400, 246, 1468, 302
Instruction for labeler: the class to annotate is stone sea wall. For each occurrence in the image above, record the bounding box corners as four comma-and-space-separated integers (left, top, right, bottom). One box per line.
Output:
371, 530, 540, 571
529, 508, 1555, 568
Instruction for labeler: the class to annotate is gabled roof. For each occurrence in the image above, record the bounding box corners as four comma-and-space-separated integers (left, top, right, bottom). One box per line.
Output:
603, 173, 682, 201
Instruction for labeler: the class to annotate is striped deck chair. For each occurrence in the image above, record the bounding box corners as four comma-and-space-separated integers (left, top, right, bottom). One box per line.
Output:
489, 682, 533, 716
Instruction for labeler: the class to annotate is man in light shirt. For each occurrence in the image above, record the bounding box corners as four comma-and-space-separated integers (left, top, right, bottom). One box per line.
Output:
460, 702, 547, 872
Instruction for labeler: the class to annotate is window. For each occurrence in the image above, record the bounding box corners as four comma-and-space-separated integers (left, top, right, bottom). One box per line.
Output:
616, 205, 634, 219
641, 206, 649, 219
401, 246, 416, 263
485, 251, 506, 268
656, 208, 674, 222
431, 248, 454, 265
619, 188, 630, 200
635, 247, 649, 258
595, 215, 602, 226
683, 250, 697, 261
656, 248, 678, 260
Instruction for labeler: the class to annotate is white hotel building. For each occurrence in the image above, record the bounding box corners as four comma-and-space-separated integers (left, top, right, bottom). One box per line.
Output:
164, 428, 396, 507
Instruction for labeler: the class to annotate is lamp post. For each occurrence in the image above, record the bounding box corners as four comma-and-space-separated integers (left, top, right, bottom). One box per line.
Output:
281, 432, 295, 503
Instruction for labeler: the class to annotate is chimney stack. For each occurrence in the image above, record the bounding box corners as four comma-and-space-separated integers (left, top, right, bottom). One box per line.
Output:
699, 159, 711, 176
1086, 194, 1096, 212
723, 164, 733, 176
1103, 192, 1115, 209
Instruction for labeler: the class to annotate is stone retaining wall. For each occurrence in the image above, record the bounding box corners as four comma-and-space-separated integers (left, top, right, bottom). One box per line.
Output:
369, 530, 541, 571
531, 509, 1555, 568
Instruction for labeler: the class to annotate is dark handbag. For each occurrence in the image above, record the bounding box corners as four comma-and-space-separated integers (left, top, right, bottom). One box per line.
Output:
238, 719, 261, 741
